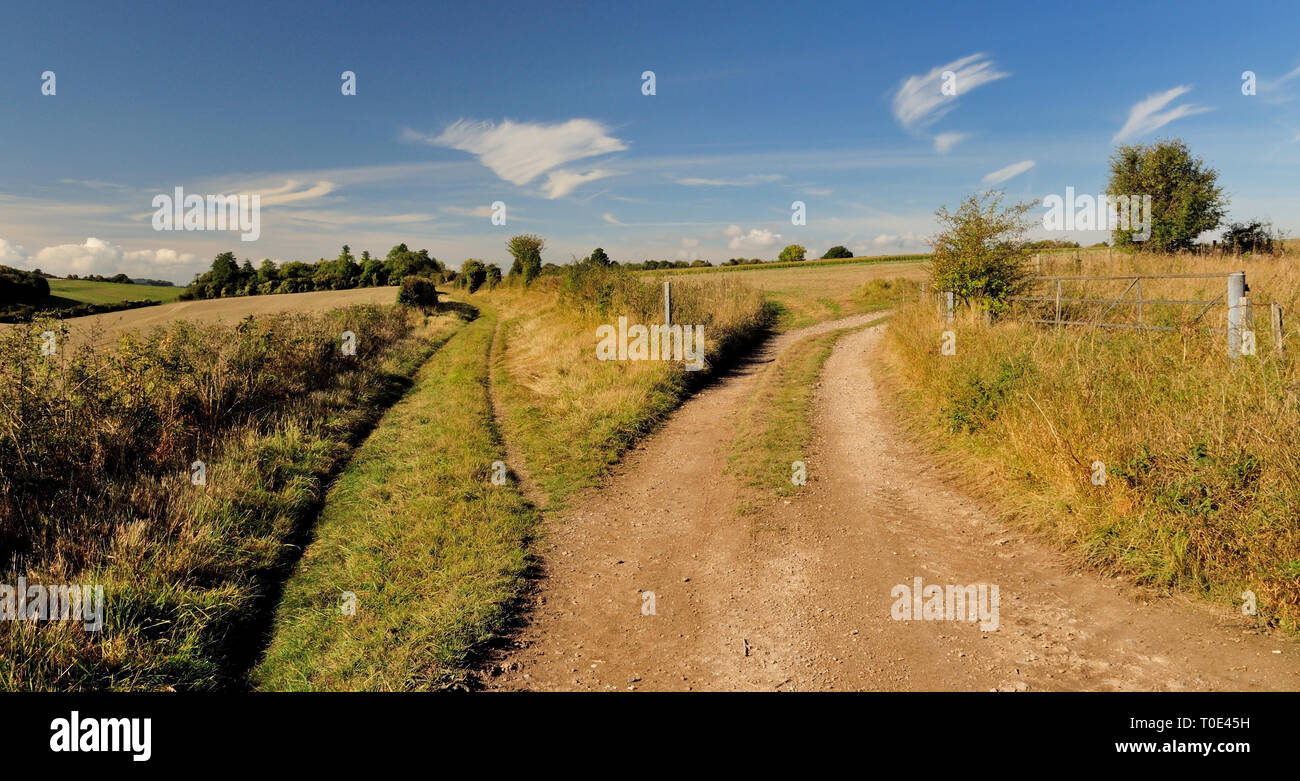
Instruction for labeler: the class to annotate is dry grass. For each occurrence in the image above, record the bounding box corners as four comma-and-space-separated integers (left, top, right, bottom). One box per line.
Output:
882, 250, 1300, 630
662, 260, 926, 329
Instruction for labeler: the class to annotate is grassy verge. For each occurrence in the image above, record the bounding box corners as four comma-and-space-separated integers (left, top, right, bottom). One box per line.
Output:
255, 305, 542, 690
0, 305, 457, 689
880, 254, 1300, 631
488, 268, 775, 509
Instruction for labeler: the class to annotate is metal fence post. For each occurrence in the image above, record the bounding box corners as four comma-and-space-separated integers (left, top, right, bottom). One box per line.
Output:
1054, 279, 1062, 328
1227, 271, 1245, 358
664, 280, 671, 326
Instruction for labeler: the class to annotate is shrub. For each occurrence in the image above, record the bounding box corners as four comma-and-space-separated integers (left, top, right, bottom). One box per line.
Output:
397, 275, 440, 312
928, 190, 1034, 314
822, 245, 853, 259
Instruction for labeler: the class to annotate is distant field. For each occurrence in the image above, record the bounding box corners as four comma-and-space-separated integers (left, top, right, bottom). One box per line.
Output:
9, 286, 400, 349
662, 259, 927, 328
46, 278, 186, 306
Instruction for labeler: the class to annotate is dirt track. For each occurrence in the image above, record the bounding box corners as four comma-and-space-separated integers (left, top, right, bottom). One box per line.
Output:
489, 317, 1300, 691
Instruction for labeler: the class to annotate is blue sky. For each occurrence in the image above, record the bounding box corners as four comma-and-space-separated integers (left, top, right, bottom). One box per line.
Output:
2, 0, 1299, 283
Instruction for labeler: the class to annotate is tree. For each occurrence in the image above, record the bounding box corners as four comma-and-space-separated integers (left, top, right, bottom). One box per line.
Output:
928, 190, 1034, 313
588, 247, 611, 266
460, 259, 487, 293
778, 244, 807, 263
209, 252, 239, 287
1106, 139, 1226, 252
506, 234, 545, 286
484, 264, 503, 289
822, 245, 853, 259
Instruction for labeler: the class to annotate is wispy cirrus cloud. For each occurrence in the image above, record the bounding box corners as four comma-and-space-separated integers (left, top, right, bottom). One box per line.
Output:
405, 118, 626, 199
933, 132, 969, 154
892, 53, 1008, 132
676, 174, 783, 187
1112, 85, 1213, 143
982, 159, 1035, 184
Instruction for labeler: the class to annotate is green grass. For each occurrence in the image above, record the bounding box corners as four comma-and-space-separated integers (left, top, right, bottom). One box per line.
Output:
46, 278, 185, 306
255, 304, 542, 690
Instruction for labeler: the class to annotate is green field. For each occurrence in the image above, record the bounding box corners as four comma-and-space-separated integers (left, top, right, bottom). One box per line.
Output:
46, 278, 185, 306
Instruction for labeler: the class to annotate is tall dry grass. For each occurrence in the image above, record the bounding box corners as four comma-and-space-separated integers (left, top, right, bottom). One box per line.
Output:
884, 250, 1300, 630
0, 305, 457, 689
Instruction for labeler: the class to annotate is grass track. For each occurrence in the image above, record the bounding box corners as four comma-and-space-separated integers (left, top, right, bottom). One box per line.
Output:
255, 304, 542, 690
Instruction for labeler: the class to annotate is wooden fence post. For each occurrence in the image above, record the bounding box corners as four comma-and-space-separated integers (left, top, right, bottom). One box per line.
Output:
920, 281, 927, 302
664, 280, 671, 326
1271, 301, 1284, 355
945, 290, 954, 325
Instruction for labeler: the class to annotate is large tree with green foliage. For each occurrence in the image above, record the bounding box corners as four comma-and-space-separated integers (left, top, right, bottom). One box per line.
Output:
778, 244, 807, 263
1106, 139, 1226, 252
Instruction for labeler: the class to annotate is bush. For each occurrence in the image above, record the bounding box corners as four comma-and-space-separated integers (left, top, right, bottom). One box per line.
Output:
397, 275, 440, 312
822, 245, 853, 259
1221, 221, 1277, 255
928, 190, 1034, 314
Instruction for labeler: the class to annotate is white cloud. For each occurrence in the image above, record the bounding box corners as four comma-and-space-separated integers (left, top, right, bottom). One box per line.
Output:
801, 187, 833, 196
933, 132, 969, 154
251, 180, 337, 206
602, 212, 624, 225
25, 237, 201, 279
892, 54, 1008, 131
848, 233, 928, 255
410, 118, 627, 194
542, 168, 616, 199
1112, 85, 1213, 143
676, 174, 783, 187
724, 224, 782, 250
680, 238, 700, 248
443, 205, 497, 218
982, 159, 1035, 184
0, 238, 30, 266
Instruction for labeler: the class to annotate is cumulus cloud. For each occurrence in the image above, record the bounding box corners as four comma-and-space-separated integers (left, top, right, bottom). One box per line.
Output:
724, 224, 782, 251
1112, 86, 1213, 143
982, 159, 1035, 184
853, 232, 927, 254
0, 238, 29, 265
892, 53, 1008, 131
21, 237, 201, 279
408, 118, 626, 197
